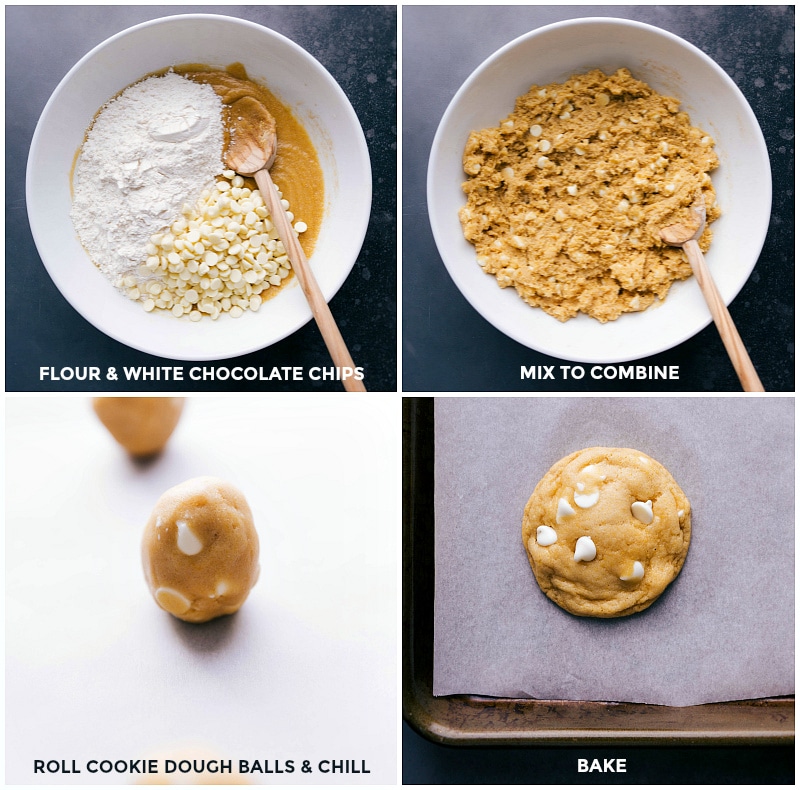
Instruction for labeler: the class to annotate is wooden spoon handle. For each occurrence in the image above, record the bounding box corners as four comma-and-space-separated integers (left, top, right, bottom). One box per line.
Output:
254, 169, 367, 392
683, 240, 764, 392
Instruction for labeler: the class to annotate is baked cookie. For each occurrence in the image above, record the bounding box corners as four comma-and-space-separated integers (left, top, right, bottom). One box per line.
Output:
522, 447, 691, 617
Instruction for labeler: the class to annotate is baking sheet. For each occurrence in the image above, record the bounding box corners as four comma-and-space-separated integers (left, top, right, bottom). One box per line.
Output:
433, 397, 794, 707
6, 396, 397, 784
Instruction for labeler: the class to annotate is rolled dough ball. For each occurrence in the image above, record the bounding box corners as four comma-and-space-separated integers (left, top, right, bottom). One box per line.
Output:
522, 447, 691, 617
136, 746, 251, 784
142, 477, 260, 623
93, 397, 184, 457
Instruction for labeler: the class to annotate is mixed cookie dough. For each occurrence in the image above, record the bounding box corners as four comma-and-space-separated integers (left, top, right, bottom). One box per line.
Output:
93, 397, 185, 457
460, 68, 721, 322
142, 477, 260, 623
522, 447, 691, 617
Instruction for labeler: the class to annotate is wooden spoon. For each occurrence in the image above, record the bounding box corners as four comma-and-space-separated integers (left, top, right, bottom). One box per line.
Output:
660, 195, 764, 392
225, 96, 366, 392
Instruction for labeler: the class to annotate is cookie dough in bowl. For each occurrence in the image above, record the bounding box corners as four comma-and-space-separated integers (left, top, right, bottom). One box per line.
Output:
460, 67, 722, 323
428, 17, 771, 362
27, 14, 371, 360
142, 477, 260, 623
522, 447, 691, 617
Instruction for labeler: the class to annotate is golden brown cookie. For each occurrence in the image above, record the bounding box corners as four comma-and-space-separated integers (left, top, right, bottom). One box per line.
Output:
522, 447, 691, 617
142, 477, 260, 623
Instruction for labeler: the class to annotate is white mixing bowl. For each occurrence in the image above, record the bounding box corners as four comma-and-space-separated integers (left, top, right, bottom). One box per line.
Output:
27, 14, 371, 361
428, 17, 771, 363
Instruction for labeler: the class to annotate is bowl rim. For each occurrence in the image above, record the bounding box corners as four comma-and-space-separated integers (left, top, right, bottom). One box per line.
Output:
427, 15, 772, 364
25, 12, 372, 361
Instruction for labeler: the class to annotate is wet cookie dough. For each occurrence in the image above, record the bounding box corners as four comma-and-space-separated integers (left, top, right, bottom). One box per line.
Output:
142, 477, 260, 623
93, 397, 184, 457
522, 447, 691, 617
460, 68, 721, 322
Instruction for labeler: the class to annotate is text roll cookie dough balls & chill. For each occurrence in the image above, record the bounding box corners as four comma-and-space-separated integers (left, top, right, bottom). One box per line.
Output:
142, 477, 260, 623
93, 397, 185, 457
522, 447, 691, 617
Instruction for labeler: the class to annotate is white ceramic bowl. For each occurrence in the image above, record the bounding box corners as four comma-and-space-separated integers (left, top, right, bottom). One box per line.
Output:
428, 17, 771, 363
27, 14, 371, 361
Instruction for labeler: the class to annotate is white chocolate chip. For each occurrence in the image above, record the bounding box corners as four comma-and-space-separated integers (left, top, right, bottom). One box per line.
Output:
128, 175, 305, 321
678, 509, 685, 518
573, 536, 597, 562
574, 490, 600, 509
155, 587, 192, 615
631, 500, 654, 525
620, 561, 645, 581
573, 464, 605, 509
536, 525, 558, 546
578, 464, 606, 484
176, 520, 203, 555
556, 497, 576, 523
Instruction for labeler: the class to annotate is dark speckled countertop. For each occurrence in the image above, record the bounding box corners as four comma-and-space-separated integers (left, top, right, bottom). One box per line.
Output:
6, 5, 396, 392
402, 5, 794, 392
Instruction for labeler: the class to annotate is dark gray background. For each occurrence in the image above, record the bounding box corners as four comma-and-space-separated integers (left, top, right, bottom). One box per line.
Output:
7, 5, 396, 391
402, 5, 794, 393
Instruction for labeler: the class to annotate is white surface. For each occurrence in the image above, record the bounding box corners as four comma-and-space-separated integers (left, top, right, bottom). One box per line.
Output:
6, 396, 397, 784
26, 14, 372, 361
428, 17, 771, 363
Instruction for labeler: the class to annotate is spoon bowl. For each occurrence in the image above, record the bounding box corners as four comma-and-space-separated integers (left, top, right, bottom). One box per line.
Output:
660, 196, 706, 246
226, 96, 277, 173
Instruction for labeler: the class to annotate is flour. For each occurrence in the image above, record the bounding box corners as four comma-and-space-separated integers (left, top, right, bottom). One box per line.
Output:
71, 72, 224, 285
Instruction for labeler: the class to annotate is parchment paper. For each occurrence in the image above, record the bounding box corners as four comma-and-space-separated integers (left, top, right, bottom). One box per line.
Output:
433, 397, 794, 706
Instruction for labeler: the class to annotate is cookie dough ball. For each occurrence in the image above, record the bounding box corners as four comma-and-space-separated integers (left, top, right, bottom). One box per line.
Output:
137, 746, 250, 785
93, 397, 184, 457
142, 477, 260, 623
522, 447, 691, 618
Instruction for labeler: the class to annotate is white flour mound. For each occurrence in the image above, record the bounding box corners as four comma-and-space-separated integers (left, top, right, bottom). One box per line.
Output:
71, 71, 224, 284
